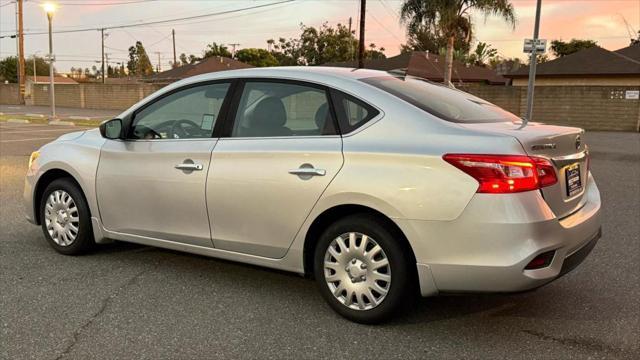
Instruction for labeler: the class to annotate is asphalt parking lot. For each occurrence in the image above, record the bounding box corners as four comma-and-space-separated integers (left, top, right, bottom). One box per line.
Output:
1, 122, 639, 359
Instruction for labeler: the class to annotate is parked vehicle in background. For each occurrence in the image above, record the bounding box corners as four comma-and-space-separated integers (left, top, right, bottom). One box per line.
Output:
25, 67, 601, 323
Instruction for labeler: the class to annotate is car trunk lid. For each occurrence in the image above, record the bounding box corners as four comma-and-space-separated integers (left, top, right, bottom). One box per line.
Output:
459, 122, 588, 218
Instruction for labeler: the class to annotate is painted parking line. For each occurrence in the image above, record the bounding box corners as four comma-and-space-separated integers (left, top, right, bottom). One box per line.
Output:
1, 128, 91, 134
0, 124, 85, 131
0, 137, 58, 143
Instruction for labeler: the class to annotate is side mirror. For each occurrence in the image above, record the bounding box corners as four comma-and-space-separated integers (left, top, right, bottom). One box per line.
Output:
99, 118, 123, 139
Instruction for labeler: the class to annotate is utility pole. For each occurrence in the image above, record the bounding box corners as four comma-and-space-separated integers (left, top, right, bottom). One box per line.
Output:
523, 0, 542, 127
229, 43, 240, 58
155, 52, 161, 72
101, 28, 105, 84
17, 0, 25, 104
44, 4, 56, 119
105, 53, 110, 79
172, 29, 177, 67
348, 16, 354, 61
358, 0, 366, 68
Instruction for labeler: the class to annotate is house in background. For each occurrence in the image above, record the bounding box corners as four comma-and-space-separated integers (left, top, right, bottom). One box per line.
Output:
505, 44, 640, 86
145, 56, 253, 84
325, 51, 508, 85
24, 75, 78, 99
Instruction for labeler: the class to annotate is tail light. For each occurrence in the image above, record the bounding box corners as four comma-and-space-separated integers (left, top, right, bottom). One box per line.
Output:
443, 154, 557, 193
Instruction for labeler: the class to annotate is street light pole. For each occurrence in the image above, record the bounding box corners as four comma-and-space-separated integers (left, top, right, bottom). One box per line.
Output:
523, 0, 542, 127
44, 3, 57, 120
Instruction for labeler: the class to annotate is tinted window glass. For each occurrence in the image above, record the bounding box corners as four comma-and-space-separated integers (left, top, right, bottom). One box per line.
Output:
132, 82, 230, 139
331, 91, 379, 134
232, 82, 335, 137
361, 76, 520, 123
343, 97, 370, 127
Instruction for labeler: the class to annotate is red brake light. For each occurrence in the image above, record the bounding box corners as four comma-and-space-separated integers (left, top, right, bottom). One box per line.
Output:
443, 154, 557, 193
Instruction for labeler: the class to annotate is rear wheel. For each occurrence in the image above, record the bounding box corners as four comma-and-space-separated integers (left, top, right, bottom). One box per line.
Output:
40, 178, 94, 255
314, 214, 413, 324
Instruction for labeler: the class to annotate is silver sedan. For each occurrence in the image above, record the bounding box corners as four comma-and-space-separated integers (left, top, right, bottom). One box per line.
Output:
24, 67, 602, 323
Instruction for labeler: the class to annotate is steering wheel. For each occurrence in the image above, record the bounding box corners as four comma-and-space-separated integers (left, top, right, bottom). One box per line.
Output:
170, 119, 202, 139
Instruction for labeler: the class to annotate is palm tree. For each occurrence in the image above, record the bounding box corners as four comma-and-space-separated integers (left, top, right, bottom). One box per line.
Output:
400, 0, 515, 86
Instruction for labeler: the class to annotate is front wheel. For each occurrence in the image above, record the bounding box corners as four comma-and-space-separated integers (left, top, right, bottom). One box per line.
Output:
314, 214, 414, 324
40, 178, 94, 255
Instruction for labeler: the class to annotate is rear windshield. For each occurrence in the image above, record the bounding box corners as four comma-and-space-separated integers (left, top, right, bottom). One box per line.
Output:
361, 76, 520, 123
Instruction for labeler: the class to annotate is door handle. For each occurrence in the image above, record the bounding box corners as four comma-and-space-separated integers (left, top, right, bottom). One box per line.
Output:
175, 163, 203, 171
288, 168, 326, 176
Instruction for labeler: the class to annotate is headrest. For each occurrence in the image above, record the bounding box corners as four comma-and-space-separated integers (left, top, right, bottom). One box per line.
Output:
249, 97, 287, 128
315, 103, 329, 129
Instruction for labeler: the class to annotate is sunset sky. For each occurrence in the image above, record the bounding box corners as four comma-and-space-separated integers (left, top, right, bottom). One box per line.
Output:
0, 0, 638, 73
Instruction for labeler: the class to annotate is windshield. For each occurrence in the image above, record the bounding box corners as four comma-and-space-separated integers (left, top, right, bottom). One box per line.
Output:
361, 76, 520, 123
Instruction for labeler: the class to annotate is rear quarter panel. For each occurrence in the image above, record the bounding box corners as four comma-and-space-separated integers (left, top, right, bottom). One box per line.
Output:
321, 99, 527, 221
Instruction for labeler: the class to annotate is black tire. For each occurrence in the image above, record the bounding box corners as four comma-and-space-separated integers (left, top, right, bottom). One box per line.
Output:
39, 178, 94, 255
313, 214, 414, 324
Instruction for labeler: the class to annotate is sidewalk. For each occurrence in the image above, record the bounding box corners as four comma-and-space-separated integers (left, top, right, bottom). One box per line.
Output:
0, 105, 120, 119
0, 105, 120, 126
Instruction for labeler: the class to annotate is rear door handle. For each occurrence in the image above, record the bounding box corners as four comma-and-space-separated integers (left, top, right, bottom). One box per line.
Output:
175, 163, 203, 171
288, 168, 326, 176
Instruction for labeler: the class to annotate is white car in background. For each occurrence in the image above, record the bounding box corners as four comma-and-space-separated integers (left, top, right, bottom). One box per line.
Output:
25, 67, 601, 323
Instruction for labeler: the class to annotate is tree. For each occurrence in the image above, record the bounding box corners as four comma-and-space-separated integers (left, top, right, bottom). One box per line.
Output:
0, 56, 19, 82
127, 41, 154, 76
550, 39, 597, 58
528, 53, 549, 65
179, 53, 198, 65
632, 31, 640, 46
202, 42, 232, 58
467, 41, 497, 66
365, 43, 386, 60
400, 24, 470, 54
0, 56, 49, 82
400, 0, 515, 86
299, 23, 358, 65
269, 37, 304, 65
234, 48, 279, 67
25, 56, 50, 77
269, 22, 376, 65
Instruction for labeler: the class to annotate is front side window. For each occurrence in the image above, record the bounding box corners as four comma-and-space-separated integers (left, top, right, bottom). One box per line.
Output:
131, 82, 230, 139
231, 81, 336, 137
361, 76, 520, 123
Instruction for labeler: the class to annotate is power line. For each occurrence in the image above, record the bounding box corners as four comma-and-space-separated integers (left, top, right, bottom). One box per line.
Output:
34, 0, 161, 5
0, 0, 296, 38
367, 9, 403, 43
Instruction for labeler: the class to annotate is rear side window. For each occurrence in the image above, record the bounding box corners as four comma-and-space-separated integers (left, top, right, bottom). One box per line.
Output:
361, 76, 520, 123
331, 91, 379, 134
231, 81, 337, 137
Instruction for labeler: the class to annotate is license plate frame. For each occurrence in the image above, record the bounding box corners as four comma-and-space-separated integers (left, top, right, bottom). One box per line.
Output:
565, 163, 582, 197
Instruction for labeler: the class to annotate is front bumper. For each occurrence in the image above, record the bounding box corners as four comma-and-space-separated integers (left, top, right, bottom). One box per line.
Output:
24, 168, 37, 225
398, 172, 602, 296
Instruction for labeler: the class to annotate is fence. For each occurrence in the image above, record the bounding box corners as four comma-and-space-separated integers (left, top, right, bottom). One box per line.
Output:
1, 83, 639, 131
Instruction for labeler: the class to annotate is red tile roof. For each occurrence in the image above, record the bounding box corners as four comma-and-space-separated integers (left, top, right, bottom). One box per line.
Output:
324, 51, 508, 85
28, 75, 78, 84
147, 56, 253, 82
506, 46, 640, 78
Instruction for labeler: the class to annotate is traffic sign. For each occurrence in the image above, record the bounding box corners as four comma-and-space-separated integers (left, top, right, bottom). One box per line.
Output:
523, 39, 547, 53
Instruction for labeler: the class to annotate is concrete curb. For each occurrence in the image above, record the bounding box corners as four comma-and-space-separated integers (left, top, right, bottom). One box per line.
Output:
7, 119, 31, 124
69, 116, 91, 121
49, 120, 75, 126
25, 113, 45, 118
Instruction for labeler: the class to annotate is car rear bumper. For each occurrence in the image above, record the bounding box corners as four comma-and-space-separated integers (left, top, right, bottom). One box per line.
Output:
398, 172, 602, 296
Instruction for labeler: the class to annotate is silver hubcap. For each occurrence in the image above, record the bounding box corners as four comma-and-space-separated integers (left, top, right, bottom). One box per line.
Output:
44, 190, 79, 246
323, 232, 391, 311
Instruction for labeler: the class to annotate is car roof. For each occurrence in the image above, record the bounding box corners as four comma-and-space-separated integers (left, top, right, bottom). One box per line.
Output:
182, 66, 390, 84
